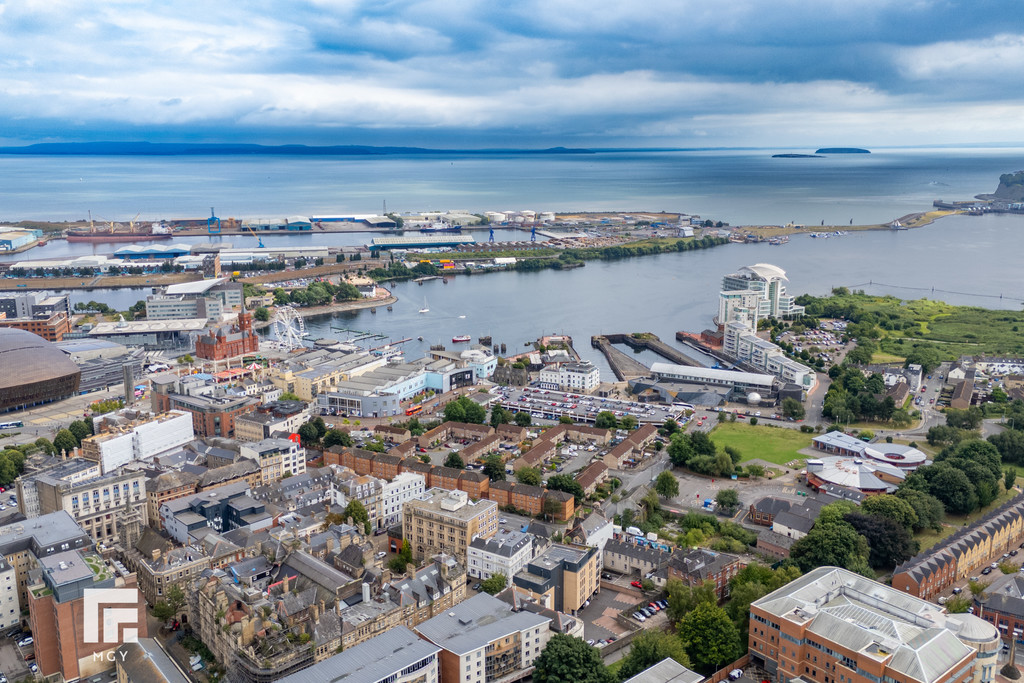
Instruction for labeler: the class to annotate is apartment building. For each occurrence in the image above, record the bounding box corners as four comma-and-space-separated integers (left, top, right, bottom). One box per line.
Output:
381, 472, 425, 528
749, 566, 998, 683
330, 472, 384, 531
239, 438, 307, 484
33, 467, 147, 543
512, 543, 599, 615
403, 489, 498, 563
467, 528, 533, 586
234, 399, 310, 442
144, 470, 200, 528
415, 592, 551, 683
0, 512, 92, 614
160, 482, 271, 544
277, 625, 440, 683
538, 360, 600, 392
667, 548, 743, 602
150, 374, 259, 438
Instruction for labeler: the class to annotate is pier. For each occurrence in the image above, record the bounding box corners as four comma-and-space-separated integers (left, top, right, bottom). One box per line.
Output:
590, 335, 652, 381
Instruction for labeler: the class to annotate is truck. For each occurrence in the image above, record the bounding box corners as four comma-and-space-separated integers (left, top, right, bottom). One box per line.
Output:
626, 526, 643, 537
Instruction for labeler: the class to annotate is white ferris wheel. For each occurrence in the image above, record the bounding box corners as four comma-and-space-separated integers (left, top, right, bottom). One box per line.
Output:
272, 305, 305, 351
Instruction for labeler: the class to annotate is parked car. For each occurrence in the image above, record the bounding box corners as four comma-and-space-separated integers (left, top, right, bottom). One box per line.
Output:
631, 580, 643, 588
982, 567, 994, 575
952, 587, 962, 595
632, 612, 645, 622
17, 636, 32, 647
657, 600, 668, 609
728, 669, 744, 681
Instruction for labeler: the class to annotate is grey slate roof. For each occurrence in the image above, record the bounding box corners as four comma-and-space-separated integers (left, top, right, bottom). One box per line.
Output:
414, 592, 549, 655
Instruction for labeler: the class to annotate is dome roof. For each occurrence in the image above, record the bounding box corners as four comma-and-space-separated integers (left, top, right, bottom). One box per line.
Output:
740, 263, 788, 281
946, 613, 999, 643
0, 329, 81, 390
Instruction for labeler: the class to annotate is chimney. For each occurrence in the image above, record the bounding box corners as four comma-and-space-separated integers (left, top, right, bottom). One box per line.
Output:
311, 603, 319, 622
282, 573, 291, 594
361, 582, 371, 603
325, 538, 334, 554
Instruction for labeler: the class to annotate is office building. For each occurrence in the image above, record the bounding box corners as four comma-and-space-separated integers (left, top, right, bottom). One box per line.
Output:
160, 481, 271, 544
150, 373, 259, 438
749, 566, 998, 683
403, 489, 498, 563
381, 471, 425, 528
32, 467, 147, 543
234, 399, 310, 442
415, 592, 551, 683
538, 360, 600, 392
146, 277, 243, 321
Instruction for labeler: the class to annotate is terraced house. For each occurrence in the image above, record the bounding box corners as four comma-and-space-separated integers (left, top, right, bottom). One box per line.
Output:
893, 496, 1024, 599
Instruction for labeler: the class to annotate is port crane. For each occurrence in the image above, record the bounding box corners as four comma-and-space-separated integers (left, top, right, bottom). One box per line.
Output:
244, 222, 265, 248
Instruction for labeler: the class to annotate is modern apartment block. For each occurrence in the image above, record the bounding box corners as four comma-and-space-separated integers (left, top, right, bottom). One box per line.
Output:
233, 399, 310, 442
749, 566, 999, 683
381, 472, 425, 528
239, 438, 307, 484
512, 543, 599, 615
414, 592, 552, 683
0, 511, 92, 613
719, 263, 805, 328
402, 489, 498, 563
723, 320, 814, 391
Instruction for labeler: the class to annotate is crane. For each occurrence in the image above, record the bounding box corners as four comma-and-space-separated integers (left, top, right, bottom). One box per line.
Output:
244, 222, 265, 248
128, 212, 141, 233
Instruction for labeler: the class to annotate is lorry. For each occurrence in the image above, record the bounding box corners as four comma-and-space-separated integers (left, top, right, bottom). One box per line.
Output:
626, 526, 643, 537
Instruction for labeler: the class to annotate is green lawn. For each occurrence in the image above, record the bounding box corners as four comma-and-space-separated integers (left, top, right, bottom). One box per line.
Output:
709, 422, 813, 466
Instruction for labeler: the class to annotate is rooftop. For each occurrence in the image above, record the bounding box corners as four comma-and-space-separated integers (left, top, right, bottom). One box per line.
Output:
414, 592, 549, 655
278, 625, 440, 683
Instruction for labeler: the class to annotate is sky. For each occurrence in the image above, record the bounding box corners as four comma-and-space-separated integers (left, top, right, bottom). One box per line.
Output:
2, 0, 1024, 149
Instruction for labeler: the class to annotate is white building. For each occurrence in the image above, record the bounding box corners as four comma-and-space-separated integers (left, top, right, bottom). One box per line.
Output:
380, 472, 425, 529
239, 438, 307, 483
569, 512, 614, 568
538, 360, 600, 392
145, 277, 243, 322
82, 410, 194, 473
414, 593, 551, 683
467, 529, 534, 586
718, 263, 805, 328
723, 321, 814, 391
0, 559, 18, 630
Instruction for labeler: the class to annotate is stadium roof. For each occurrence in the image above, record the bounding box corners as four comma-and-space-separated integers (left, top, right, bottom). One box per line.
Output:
0, 328, 81, 388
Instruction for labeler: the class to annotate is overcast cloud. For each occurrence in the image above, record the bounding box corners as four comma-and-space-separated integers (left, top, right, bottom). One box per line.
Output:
2, 0, 1023, 147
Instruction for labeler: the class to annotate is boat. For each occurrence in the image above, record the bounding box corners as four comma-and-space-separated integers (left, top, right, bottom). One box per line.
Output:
890, 219, 907, 230
66, 218, 173, 243
768, 236, 789, 245
418, 297, 429, 314
386, 305, 393, 311
419, 220, 462, 234
452, 335, 471, 343
417, 336, 424, 341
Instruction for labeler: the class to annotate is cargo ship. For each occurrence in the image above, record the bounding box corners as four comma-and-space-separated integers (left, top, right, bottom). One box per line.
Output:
66, 218, 173, 243
419, 220, 462, 234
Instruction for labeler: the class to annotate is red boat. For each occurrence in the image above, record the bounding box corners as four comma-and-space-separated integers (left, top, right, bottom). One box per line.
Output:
452, 335, 471, 343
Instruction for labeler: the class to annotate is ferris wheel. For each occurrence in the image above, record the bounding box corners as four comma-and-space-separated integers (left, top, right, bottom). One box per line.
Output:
272, 305, 305, 351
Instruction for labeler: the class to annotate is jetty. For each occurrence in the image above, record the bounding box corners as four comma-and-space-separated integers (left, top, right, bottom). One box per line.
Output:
591, 335, 651, 381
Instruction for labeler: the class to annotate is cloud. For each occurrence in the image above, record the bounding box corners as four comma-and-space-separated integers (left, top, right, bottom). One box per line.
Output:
0, 0, 1023, 146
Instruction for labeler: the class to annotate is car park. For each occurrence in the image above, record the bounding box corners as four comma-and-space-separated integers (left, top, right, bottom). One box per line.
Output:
17, 636, 32, 647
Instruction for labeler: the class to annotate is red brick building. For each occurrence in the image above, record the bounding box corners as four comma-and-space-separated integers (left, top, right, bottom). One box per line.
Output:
194, 308, 259, 362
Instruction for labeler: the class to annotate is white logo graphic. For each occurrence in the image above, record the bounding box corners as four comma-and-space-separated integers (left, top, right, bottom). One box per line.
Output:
83, 588, 139, 644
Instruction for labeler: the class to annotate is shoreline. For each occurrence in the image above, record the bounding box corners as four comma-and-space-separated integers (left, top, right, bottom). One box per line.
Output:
732, 209, 959, 238
252, 291, 398, 331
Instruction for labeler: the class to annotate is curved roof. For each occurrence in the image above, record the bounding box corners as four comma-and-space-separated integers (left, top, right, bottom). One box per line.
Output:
945, 613, 999, 643
0, 329, 81, 389
740, 263, 788, 281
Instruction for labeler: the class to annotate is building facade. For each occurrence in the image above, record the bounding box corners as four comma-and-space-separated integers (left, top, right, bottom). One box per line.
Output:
403, 489, 498, 563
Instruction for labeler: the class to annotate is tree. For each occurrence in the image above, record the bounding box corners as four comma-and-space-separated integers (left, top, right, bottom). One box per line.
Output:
322, 429, 352, 448
68, 419, 92, 444
279, 391, 302, 401
53, 429, 78, 454
1007, 469, 1018, 492
389, 556, 409, 573
253, 307, 270, 322
845, 512, 917, 568
514, 411, 532, 427
152, 601, 176, 622
991, 430, 1024, 465
532, 634, 614, 683
667, 432, 694, 467
927, 466, 978, 514
343, 500, 369, 527
34, 437, 55, 456
483, 453, 506, 481
558, 414, 574, 425
690, 431, 716, 456
490, 405, 511, 427
859, 494, 918, 531
617, 630, 691, 680
746, 464, 765, 479
516, 467, 542, 486
790, 520, 871, 574
655, 471, 679, 498
894, 487, 945, 532
547, 474, 585, 501
679, 603, 742, 672
444, 396, 486, 424
166, 584, 186, 615
444, 452, 465, 469
781, 397, 805, 419
619, 415, 638, 430
297, 421, 320, 446
665, 578, 716, 625
479, 573, 508, 594
594, 411, 617, 429
715, 488, 740, 512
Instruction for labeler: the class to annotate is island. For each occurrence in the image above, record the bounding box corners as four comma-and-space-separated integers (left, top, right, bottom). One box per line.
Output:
815, 147, 870, 154
772, 153, 823, 158
975, 170, 1024, 202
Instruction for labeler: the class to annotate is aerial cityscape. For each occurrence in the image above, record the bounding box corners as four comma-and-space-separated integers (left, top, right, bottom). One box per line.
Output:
1, 3, 1023, 683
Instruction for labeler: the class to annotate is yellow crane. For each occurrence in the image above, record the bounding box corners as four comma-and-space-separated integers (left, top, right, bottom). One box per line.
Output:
243, 222, 265, 248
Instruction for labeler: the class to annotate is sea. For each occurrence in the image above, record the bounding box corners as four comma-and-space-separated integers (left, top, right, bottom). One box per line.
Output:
3, 146, 1023, 377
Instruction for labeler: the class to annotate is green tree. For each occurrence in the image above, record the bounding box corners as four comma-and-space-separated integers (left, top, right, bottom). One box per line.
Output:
297, 421, 320, 446
894, 487, 945, 532
859, 494, 918, 531
594, 411, 617, 429
389, 556, 408, 573
617, 630, 691, 680
667, 432, 694, 467
152, 601, 175, 622
166, 584, 186, 615
619, 415, 638, 430
253, 307, 270, 322
655, 471, 679, 498
559, 414, 574, 425
279, 391, 302, 401
444, 396, 486, 424
514, 411, 532, 427
479, 573, 508, 594
34, 437, 55, 456
715, 488, 740, 512
53, 429, 78, 454
516, 467, 542, 486
679, 603, 742, 672
68, 419, 92, 444
547, 474, 585, 501
665, 578, 716, 625
323, 429, 353, 449
746, 464, 765, 479
845, 512, 917, 568
343, 500, 369, 527
781, 397, 805, 419
490, 405, 512, 427
790, 521, 871, 575
444, 452, 465, 469
927, 466, 979, 514
483, 453, 506, 481
533, 634, 614, 683
1007, 469, 1018, 492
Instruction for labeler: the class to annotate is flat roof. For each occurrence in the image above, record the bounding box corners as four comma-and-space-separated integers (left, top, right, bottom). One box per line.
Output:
414, 592, 549, 655
650, 362, 775, 386
89, 319, 208, 334
163, 277, 228, 295
279, 625, 439, 683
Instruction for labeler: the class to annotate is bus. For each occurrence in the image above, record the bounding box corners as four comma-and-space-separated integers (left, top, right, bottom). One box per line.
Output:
405, 405, 423, 416
0, 421, 23, 430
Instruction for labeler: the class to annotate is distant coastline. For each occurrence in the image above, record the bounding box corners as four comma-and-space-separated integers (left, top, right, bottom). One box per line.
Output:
0, 142, 597, 156
815, 147, 870, 154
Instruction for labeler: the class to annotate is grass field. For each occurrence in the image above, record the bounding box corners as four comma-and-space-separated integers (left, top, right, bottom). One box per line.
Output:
870, 351, 907, 364
709, 423, 814, 466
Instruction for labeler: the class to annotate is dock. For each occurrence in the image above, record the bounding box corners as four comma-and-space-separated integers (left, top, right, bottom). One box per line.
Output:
602, 333, 703, 367
591, 335, 651, 381
368, 235, 477, 251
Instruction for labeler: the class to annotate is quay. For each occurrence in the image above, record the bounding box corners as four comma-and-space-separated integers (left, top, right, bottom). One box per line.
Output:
590, 335, 652, 381
369, 235, 476, 251
602, 332, 703, 367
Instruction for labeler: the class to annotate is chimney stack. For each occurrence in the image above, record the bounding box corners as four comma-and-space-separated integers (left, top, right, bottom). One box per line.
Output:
282, 573, 291, 594
361, 582, 371, 603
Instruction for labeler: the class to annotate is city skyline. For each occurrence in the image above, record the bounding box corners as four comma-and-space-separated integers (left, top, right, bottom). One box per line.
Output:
1, 1, 1024, 148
